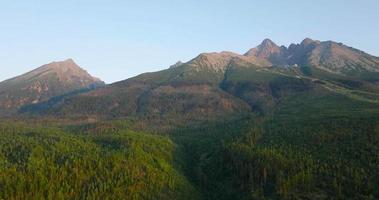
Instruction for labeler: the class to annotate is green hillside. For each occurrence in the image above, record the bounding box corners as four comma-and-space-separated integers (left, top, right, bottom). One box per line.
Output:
170, 94, 379, 199
0, 122, 199, 200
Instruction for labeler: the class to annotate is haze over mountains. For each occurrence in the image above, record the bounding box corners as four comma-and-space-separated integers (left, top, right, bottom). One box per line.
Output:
0, 38, 376, 125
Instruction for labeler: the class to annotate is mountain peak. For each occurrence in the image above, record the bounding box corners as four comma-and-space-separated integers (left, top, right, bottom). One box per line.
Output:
187, 52, 240, 72
46, 58, 78, 68
244, 39, 281, 60
260, 38, 277, 47
62, 58, 75, 63
47, 58, 76, 65
0, 59, 104, 110
301, 38, 320, 46
46, 58, 79, 67
38, 59, 94, 77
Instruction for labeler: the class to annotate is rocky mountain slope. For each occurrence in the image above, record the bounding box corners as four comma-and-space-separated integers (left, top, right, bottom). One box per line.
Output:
246, 38, 379, 75
20, 39, 379, 126
0, 59, 104, 114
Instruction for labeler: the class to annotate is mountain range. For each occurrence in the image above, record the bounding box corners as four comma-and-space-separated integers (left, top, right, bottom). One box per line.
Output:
6, 38, 378, 126
1, 38, 379, 199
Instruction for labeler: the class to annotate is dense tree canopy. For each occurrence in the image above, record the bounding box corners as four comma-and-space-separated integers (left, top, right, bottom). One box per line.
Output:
0, 122, 198, 200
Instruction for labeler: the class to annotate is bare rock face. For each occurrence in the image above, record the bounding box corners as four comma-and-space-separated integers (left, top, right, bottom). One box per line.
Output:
244, 38, 379, 74
0, 59, 104, 111
245, 39, 281, 58
164, 38, 379, 81
306, 41, 379, 73
244, 39, 288, 65
184, 37, 379, 75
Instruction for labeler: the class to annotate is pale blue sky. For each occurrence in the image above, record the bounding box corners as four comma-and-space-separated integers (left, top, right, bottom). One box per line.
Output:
1, 0, 378, 83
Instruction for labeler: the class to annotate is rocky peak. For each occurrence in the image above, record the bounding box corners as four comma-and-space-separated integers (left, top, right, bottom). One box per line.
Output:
301, 38, 318, 46
187, 52, 240, 72
172, 38, 379, 78
25, 59, 102, 83
261, 38, 277, 48
244, 38, 282, 60
244, 39, 287, 65
40, 59, 81, 72
0, 59, 104, 110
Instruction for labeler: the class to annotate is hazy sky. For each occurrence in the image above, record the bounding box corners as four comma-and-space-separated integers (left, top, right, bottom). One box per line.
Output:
1, 0, 378, 83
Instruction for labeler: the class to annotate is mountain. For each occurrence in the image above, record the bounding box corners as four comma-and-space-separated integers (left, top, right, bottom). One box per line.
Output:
244, 38, 288, 65
3, 38, 379, 200
245, 39, 281, 58
245, 38, 379, 77
0, 59, 104, 114
23, 38, 379, 126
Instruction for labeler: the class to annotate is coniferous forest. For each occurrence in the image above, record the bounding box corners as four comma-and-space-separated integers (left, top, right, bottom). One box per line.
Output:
0, 122, 199, 200
1, 110, 379, 199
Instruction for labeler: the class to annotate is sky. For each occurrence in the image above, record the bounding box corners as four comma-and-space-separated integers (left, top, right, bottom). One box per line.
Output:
0, 0, 378, 83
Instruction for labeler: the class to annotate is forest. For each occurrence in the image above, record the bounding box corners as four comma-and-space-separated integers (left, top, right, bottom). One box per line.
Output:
0, 122, 198, 200
171, 115, 379, 199
1, 111, 379, 199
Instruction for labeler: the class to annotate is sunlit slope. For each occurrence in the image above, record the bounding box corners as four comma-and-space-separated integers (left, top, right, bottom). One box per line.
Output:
0, 122, 199, 200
